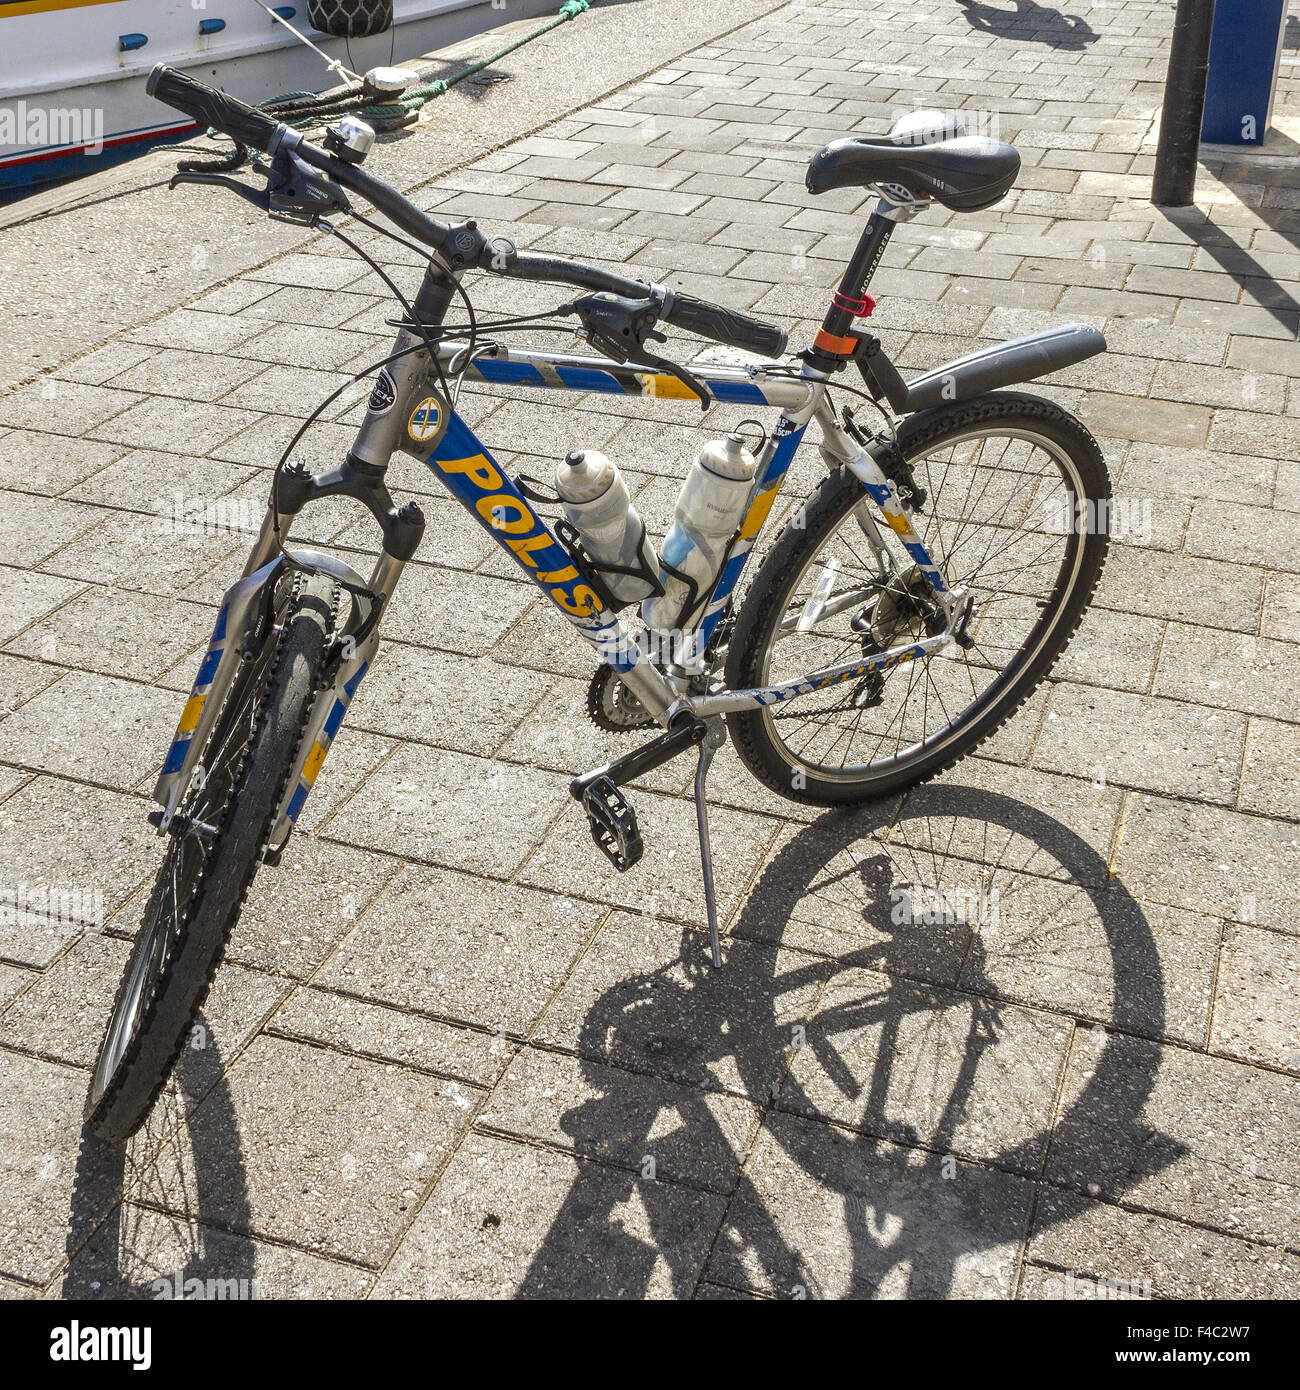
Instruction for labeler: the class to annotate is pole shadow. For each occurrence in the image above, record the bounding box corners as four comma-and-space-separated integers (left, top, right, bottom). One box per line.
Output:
519, 783, 1184, 1299
1166, 130, 1300, 339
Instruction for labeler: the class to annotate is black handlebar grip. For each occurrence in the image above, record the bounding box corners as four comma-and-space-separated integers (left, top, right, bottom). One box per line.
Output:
146, 63, 282, 154
664, 292, 788, 359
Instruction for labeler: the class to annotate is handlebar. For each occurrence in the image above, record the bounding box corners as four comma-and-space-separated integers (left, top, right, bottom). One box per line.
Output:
146, 63, 283, 156
146, 63, 789, 360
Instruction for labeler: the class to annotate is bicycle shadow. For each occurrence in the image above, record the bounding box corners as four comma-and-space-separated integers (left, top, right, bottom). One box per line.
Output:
955, 0, 1099, 51
59, 1024, 255, 1299
519, 783, 1184, 1298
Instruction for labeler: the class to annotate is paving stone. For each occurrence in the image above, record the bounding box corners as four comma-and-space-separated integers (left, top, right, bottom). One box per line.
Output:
477, 1046, 759, 1192
0, 567, 83, 644
1056, 605, 1162, 693
379, 567, 534, 658
1238, 717, 1300, 819
1025, 1191, 1300, 1300
728, 813, 970, 971
706, 1112, 1033, 1299
1094, 547, 1263, 634
327, 743, 570, 876
1153, 626, 1300, 721
1112, 794, 1300, 929
104, 348, 265, 403
350, 645, 548, 758
0, 671, 177, 792
0, 1050, 120, 1284
0, 381, 140, 434
534, 909, 824, 1099
4, 587, 216, 682
1034, 683, 1247, 803
972, 868, 1217, 1043
317, 863, 600, 1035
0, 964, 33, 1012
136, 1034, 474, 1266
291, 727, 396, 838
0, 777, 156, 959
1045, 1032, 1300, 1249
65, 447, 255, 513
0, 491, 104, 568
777, 963, 1070, 1174
0, 919, 287, 1100
1076, 391, 1210, 447
0, 430, 124, 496
1261, 572, 1300, 642
893, 763, 1122, 889
57, 1203, 373, 1300
1211, 925, 1300, 1071
270, 987, 503, 1089
519, 788, 777, 926
1187, 500, 1300, 573
89, 396, 263, 455
374, 1130, 726, 1298
1118, 441, 1275, 507
38, 508, 244, 599
220, 834, 399, 981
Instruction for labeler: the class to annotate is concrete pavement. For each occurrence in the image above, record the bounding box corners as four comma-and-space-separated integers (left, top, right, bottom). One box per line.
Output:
1, 0, 1299, 1299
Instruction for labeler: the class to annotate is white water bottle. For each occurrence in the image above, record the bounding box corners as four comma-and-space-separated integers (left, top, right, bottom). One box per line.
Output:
555, 450, 659, 606
641, 432, 758, 635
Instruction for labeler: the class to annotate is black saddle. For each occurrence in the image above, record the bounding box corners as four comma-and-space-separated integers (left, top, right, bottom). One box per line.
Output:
806, 109, 1020, 212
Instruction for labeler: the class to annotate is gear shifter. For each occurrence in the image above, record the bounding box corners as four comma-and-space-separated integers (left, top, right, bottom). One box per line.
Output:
571, 291, 713, 409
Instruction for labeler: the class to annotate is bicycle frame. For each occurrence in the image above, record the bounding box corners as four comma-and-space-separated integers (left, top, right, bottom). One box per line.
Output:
153, 272, 962, 845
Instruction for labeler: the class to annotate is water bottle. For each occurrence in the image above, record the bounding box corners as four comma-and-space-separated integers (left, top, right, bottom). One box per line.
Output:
642, 432, 758, 636
554, 450, 659, 606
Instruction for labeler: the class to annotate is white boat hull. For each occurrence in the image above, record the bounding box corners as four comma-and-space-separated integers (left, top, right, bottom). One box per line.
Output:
0, 0, 560, 189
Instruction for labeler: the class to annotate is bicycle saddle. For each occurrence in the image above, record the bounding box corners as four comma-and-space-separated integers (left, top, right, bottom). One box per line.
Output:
806, 109, 1021, 212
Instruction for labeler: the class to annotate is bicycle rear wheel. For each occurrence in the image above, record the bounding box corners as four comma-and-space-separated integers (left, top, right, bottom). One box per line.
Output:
726, 392, 1109, 804
86, 570, 339, 1141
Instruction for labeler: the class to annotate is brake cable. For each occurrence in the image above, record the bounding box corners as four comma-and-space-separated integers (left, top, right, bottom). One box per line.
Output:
263, 214, 476, 618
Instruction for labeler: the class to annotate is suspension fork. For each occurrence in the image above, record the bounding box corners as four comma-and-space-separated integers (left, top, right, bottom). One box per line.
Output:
248, 265, 462, 852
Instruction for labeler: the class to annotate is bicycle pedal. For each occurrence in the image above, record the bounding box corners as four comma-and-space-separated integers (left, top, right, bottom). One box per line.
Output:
580, 775, 643, 872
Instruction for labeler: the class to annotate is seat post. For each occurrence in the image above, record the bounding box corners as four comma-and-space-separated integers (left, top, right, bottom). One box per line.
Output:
810, 210, 894, 369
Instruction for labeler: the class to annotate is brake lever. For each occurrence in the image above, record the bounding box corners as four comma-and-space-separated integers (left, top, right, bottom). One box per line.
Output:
632, 346, 712, 410
571, 291, 713, 410
168, 171, 270, 213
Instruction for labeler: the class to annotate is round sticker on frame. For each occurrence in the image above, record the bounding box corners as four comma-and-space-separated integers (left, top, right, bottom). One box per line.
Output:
407, 394, 448, 448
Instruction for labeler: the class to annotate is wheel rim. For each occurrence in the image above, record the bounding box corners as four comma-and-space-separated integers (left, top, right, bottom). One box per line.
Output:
758, 424, 1089, 783
87, 639, 275, 1114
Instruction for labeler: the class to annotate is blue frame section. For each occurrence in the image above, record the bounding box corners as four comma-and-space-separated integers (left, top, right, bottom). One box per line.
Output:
414, 407, 639, 671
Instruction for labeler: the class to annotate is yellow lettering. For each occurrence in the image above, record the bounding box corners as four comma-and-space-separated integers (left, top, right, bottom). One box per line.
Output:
476, 495, 532, 532
552, 584, 603, 617
505, 532, 551, 567
438, 454, 502, 490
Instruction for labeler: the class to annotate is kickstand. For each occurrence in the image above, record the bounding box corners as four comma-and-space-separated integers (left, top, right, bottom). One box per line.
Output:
693, 719, 729, 968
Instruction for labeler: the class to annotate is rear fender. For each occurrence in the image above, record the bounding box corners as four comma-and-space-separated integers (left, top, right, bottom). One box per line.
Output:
903, 323, 1104, 413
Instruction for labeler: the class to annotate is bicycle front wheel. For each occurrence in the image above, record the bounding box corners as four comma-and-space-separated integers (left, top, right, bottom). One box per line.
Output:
86, 570, 339, 1141
726, 392, 1110, 804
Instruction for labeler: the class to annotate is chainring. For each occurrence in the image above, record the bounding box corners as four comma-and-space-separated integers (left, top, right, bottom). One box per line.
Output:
587, 664, 656, 733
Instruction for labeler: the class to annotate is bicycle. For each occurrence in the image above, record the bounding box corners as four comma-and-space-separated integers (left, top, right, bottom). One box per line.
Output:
86, 68, 1110, 1141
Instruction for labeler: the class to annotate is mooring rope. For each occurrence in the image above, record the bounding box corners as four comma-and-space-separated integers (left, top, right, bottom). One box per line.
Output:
180, 0, 591, 171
